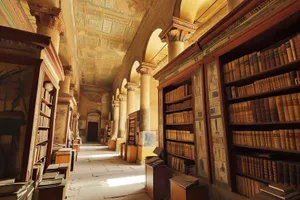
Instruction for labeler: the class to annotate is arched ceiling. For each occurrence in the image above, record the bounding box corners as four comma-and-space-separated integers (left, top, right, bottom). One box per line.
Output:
74, 0, 153, 87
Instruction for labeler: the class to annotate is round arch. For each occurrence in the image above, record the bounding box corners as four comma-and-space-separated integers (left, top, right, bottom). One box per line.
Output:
144, 29, 167, 64
120, 78, 127, 94
130, 61, 141, 84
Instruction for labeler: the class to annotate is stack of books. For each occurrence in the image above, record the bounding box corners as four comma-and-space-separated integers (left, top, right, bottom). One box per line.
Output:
0, 180, 34, 200
38, 172, 65, 189
251, 183, 300, 199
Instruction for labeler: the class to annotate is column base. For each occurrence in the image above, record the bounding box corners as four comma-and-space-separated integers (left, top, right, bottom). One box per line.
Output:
116, 138, 125, 154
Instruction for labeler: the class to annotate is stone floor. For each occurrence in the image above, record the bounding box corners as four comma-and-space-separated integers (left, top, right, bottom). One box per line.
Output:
66, 143, 151, 200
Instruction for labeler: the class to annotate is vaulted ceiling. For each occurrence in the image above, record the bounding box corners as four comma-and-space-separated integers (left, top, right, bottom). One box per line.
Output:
73, 0, 152, 87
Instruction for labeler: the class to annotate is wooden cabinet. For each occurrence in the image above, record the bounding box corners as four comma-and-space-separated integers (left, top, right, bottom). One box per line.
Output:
0, 26, 63, 182
126, 111, 140, 162
170, 178, 209, 200
126, 145, 137, 163
145, 158, 171, 200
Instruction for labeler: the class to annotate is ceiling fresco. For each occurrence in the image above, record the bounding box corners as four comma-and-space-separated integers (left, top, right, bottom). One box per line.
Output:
74, 0, 152, 86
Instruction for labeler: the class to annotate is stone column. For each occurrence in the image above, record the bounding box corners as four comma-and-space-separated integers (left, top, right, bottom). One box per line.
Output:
137, 62, 156, 132
59, 67, 72, 95
160, 17, 197, 61
118, 94, 127, 138
29, 1, 64, 53
125, 82, 138, 116
135, 87, 140, 112
112, 100, 119, 139
101, 93, 112, 129
227, 0, 244, 11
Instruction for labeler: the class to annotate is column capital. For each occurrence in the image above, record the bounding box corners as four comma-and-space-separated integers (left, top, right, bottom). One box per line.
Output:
118, 94, 127, 101
29, 1, 65, 34
125, 82, 138, 92
113, 100, 120, 107
159, 17, 197, 43
137, 62, 156, 75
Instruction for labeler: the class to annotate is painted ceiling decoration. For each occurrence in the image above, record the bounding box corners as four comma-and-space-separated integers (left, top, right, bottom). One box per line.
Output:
74, 0, 153, 86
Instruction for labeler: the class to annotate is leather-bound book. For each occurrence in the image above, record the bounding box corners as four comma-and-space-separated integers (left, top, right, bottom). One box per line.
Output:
294, 129, 300, 151
252, 52, 260, 74
274, 48, 281, 66
272, 161, 278, 183
239, 56, 245, 77
289, 164, 297, 188
267, 131, 273, 148
257, 52, 263, 72
269, 97, 279, 122
292, 93, 300, 121
278, 46, 285, 65
277, 161, 284, 184
269, 49, 276, 68
263, 159, 269, 180
282, 95, 290, 122
287, 94, 296, 121
296, 164, 300, 189
286, 40, 296, 63
283, 162, 290, 185
244, 55, 250, 76
292, 34, 300, 60
264, 50, 270, 70
288, 129, 296, 150
289, 39, 297, 61
273, 130, 281, 149
284, 130, 290, 150
281, 44, 289, 64
275, 96, 286, 122
279, 130, 286, 149
260, 99, 267, 122
268, 160, 273, 181
234, 59, 241, 80
264, 98, 272, 122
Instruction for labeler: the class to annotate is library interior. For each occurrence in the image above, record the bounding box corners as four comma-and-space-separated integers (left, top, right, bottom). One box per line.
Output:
1, 0, 300, 199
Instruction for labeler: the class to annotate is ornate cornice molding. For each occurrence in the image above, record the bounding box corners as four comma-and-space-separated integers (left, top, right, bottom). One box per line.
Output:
28, 1, 65, 34
159, 17, 198, 43
136, 62, 156, 75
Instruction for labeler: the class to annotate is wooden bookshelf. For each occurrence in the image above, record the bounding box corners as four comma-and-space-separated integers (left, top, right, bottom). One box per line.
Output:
220, 14, 300, 197
126, 111, 140, 162
163, 79, 197, 176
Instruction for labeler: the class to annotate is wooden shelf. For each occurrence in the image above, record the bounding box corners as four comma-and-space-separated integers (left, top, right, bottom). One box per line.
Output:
166, 138, 194, 144
165, 94, 193, 105
167, 152, 195, 161
234, 144, 300, 154
40, 111, 51, 118
228, 84, 300, 104
37, 140, 48, 145
38, 126, 50, 129
225, 60, 300, 87
166, 122, 193, 126
166, 106, 193, 113
41, 98, 52, 106
236, 172, 270, 184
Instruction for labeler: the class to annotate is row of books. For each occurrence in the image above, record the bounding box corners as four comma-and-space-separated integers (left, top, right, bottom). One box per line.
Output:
166, 141, 195, 160
236, 154, 278, 183
167, 155, 196, 176
166, 111, 193, 124
33, 144, 47, 164
41, 102, 51, 116
233, 130, 300, 151
224, 33, 300, 83
277, 161, 300, 188
39, 116, 50, 127
229, 93, 300, 124
41, 87, 53, 104
166, 130, 194, 142
227, 72, 299, 98
166, 99, 192, 111
165, 84, 192, 103
37, 130, 49, 144
236, 175, 263, 198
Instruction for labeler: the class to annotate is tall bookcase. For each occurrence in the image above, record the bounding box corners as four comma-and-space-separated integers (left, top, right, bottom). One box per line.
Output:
163, 78, 196, 176
220, 11, 300, 198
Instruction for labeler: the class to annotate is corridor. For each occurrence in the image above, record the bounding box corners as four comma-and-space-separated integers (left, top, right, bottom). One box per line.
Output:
66, 144, 151, 200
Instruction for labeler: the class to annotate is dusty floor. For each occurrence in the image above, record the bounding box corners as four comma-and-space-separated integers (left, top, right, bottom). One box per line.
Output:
66, 143, 151, 200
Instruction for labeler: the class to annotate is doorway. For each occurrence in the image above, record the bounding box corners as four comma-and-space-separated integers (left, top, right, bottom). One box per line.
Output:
87, 122, 98, 142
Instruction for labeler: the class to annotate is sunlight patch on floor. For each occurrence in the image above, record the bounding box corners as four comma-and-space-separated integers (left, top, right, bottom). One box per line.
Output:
107, 175, 145, 187
78, 153, 119, 159
79, 146, 108, 150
